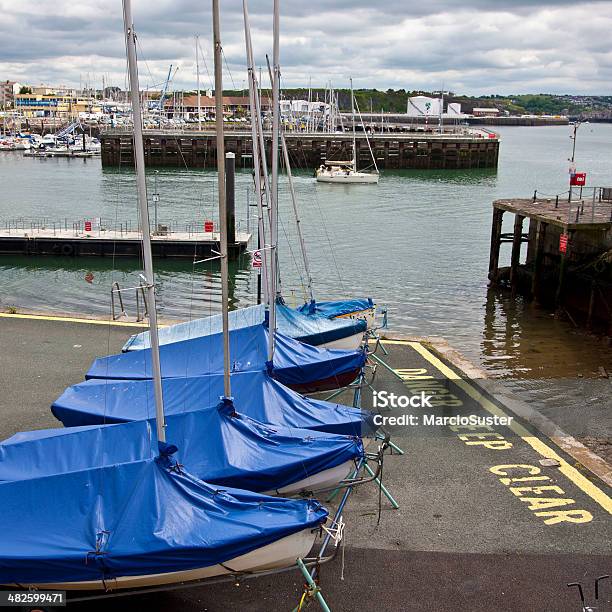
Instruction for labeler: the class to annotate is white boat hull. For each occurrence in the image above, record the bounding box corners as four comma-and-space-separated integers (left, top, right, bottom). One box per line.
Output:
266, 459, 354, 496
317, 330, 364, 351
21, 529, 317, 591
316, 172, 379, 184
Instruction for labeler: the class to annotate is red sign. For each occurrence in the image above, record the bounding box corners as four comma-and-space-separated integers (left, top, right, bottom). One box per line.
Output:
559, 233, 568, 254
204, 220, 214, 233
84, 220, 92, 232
251, 250, 262, 269
570, 172, 586, 186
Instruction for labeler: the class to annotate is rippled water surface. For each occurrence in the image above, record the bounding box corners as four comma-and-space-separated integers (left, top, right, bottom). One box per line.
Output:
1, 125, 612, 396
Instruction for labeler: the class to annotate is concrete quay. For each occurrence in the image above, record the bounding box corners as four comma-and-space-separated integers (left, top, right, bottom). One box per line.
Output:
0, 311, 609, 611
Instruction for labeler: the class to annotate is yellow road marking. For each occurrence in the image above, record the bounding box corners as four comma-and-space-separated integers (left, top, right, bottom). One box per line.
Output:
406, 340, 612, 515
0, 312, 158, 328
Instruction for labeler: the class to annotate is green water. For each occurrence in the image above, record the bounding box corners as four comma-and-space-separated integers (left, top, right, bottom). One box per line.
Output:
1, 125, 612, 393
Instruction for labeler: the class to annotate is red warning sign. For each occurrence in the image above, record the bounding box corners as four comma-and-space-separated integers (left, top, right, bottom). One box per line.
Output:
570, 172, 586, 186
84, 220, 92, 232
559, 233, 568, 254
204, 220, 214, 233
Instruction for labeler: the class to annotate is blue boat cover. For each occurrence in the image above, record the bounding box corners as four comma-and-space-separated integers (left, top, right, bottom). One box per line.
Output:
0, 455, 327, 584
122, 304, 265, 351
123, 302, 365, 351
88, 322, 366, 388
298, 298, 374, 319
1, 399, 363, 492
52, 370, 375, 437
276, 301, 366, 346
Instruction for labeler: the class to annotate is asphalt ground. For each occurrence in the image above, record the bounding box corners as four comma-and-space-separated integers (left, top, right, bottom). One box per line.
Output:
0, 313, 610, 611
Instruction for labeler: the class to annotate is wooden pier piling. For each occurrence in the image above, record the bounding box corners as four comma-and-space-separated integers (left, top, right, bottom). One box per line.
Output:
488, 192, 612, 332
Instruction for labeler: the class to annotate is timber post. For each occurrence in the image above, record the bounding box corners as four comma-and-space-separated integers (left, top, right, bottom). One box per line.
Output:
488, 206, 504, 284
509, 213, 525, 293
530, 221, 547, 300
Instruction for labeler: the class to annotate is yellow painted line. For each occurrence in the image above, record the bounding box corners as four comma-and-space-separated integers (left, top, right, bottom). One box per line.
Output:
406, 341, 612, 515
0, 312, 161, 328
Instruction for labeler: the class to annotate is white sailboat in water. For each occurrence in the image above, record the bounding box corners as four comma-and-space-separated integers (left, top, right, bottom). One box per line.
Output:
316, 78, 379, 184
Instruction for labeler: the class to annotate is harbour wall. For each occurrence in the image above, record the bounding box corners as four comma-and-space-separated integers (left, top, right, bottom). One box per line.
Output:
100, 130, 500, 170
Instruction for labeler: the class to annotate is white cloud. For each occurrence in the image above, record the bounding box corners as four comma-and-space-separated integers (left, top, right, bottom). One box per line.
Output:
0, 0, 611, 94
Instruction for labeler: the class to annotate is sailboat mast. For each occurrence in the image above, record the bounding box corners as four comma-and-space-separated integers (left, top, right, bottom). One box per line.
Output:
212, 0, 231, 399
242, 0, 270, 305
268, 0, 280, 362
196, 35, 201, 131
122, 0, 166, 443
350, 77, 356, 168
281, 133, 314, 302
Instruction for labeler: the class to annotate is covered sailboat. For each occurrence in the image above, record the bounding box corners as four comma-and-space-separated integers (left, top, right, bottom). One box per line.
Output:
298, 297, 377, 329
52, 370, 375, 436
88, 321, 366, 393
123, 302, 366, 353
2, 398, 364, 495
0, 455, 328, 589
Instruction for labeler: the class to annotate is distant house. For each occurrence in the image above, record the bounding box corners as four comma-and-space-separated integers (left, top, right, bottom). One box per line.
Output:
1, 81, 21, 107
164, 94, 265, 117
472, 108, 500, 117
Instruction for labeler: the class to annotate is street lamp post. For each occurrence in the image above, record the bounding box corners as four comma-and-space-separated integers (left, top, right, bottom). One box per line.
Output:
568, 121, 581, 202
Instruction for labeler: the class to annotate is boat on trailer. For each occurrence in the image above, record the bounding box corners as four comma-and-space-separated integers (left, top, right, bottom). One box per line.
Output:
51, 369, 375, 437
87, 320, 366, 394
0, 456, 327, 591
298, 297, 377, 329
1, 397, 366, 497
122, 302, 367, 353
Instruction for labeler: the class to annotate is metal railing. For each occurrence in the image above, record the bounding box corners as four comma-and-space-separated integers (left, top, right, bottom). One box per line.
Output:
532, 186, 612, 224
1, 216, 250, 238
111, 280, 148, 322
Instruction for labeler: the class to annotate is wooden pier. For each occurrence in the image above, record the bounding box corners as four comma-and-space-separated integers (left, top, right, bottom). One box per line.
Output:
0, 226, 250, 260
100, 129, 499, 170
488, 190, 612, 332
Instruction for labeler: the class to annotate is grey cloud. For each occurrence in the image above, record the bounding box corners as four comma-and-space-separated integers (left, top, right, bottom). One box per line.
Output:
1, 0, 611, 95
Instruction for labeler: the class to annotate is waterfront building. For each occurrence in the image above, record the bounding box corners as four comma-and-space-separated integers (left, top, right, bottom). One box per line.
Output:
472, 107, 500, 117
14, 93, 102, 118
164, 94, 263, 119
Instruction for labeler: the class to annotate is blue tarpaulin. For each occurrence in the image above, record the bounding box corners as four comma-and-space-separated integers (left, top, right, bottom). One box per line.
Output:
123, 302, 365, 351
122, 305, 265, 352
52, 370, 375, 437
276, 301, 366, 346
1, 399, 363, 492
88, 322, 366, 390
298, 298, 374, 319
0, 455, 327, 585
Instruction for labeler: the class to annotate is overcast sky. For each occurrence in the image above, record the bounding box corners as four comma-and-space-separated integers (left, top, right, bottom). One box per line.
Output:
2, 0, 611, 95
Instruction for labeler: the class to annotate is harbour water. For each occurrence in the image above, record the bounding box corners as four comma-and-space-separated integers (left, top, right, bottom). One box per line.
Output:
1, 125, 611, 439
